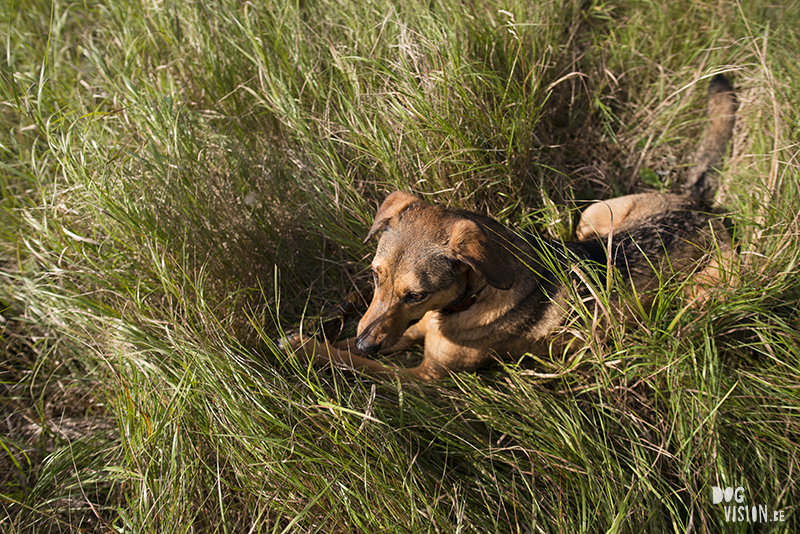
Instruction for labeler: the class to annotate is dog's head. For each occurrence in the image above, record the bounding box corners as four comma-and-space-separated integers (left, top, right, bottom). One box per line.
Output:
355, 192, 516, 354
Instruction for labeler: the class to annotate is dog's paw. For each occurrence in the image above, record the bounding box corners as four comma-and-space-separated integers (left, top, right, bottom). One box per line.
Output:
276, 331, 306, 351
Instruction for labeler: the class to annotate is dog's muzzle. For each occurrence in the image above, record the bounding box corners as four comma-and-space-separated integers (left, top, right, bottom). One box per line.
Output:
355, 334, 381, 355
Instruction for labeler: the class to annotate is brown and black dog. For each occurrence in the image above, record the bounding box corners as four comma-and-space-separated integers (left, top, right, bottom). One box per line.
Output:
285, 74, 737, 381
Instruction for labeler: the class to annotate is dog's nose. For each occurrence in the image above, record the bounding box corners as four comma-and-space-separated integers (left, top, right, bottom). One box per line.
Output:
355, 335, 380, 355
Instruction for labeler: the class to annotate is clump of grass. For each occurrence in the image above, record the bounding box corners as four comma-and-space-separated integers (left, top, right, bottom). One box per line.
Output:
1, 0, 799, 532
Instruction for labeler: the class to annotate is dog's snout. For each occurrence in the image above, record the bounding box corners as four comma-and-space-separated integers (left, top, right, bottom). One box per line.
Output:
355, 335, 381, 355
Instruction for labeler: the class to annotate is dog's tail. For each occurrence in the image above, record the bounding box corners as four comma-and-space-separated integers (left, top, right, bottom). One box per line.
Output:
682, 74, 737, 201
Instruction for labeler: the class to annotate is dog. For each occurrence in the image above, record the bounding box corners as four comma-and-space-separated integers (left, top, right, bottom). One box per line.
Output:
285, 74, 737, 381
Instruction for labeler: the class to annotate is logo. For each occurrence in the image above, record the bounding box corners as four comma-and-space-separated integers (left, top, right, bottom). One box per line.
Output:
711, 486, 785, 523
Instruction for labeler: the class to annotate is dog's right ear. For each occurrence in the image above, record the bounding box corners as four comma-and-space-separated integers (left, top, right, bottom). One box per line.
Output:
363, 191, 419, 243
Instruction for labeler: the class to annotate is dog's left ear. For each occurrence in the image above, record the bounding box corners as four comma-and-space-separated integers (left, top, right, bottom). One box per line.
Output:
363, 191, 419, 243
447, 219, 515, 290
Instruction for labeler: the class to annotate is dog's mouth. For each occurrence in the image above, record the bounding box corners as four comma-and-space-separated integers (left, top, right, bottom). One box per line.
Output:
355, 315, 422, 354
355, 316, 394, 354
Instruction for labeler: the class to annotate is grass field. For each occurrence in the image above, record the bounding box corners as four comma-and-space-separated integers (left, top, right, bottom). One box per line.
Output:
1, 0, 799, 532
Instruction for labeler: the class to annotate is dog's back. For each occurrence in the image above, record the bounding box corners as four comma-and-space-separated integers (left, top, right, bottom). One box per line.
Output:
573, 74, 737, 306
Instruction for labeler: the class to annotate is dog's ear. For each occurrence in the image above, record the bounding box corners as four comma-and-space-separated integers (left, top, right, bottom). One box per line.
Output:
447, 219, 515, 290
363, 191, 419, 243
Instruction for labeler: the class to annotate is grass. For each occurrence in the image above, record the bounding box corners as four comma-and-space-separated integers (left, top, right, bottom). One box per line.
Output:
1, 0, 799, 532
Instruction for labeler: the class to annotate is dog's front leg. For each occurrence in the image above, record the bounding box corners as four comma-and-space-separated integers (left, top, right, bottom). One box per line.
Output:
290, 336, 410, 379
284, 320, 429, 380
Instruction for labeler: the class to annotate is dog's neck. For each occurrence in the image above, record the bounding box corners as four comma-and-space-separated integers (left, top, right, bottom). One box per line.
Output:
440, 270, 487, 314
440, 291, 480, 314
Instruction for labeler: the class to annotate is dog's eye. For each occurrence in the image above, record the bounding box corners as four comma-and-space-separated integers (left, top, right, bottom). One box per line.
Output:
404, 292, 427, 303
372, 270, 379, 288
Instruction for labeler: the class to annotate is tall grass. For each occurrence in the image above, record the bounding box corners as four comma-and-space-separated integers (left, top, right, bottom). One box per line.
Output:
1, 0, 798, 532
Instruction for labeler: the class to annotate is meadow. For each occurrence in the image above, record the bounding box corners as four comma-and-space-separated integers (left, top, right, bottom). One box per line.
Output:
1, 0, 799, 532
